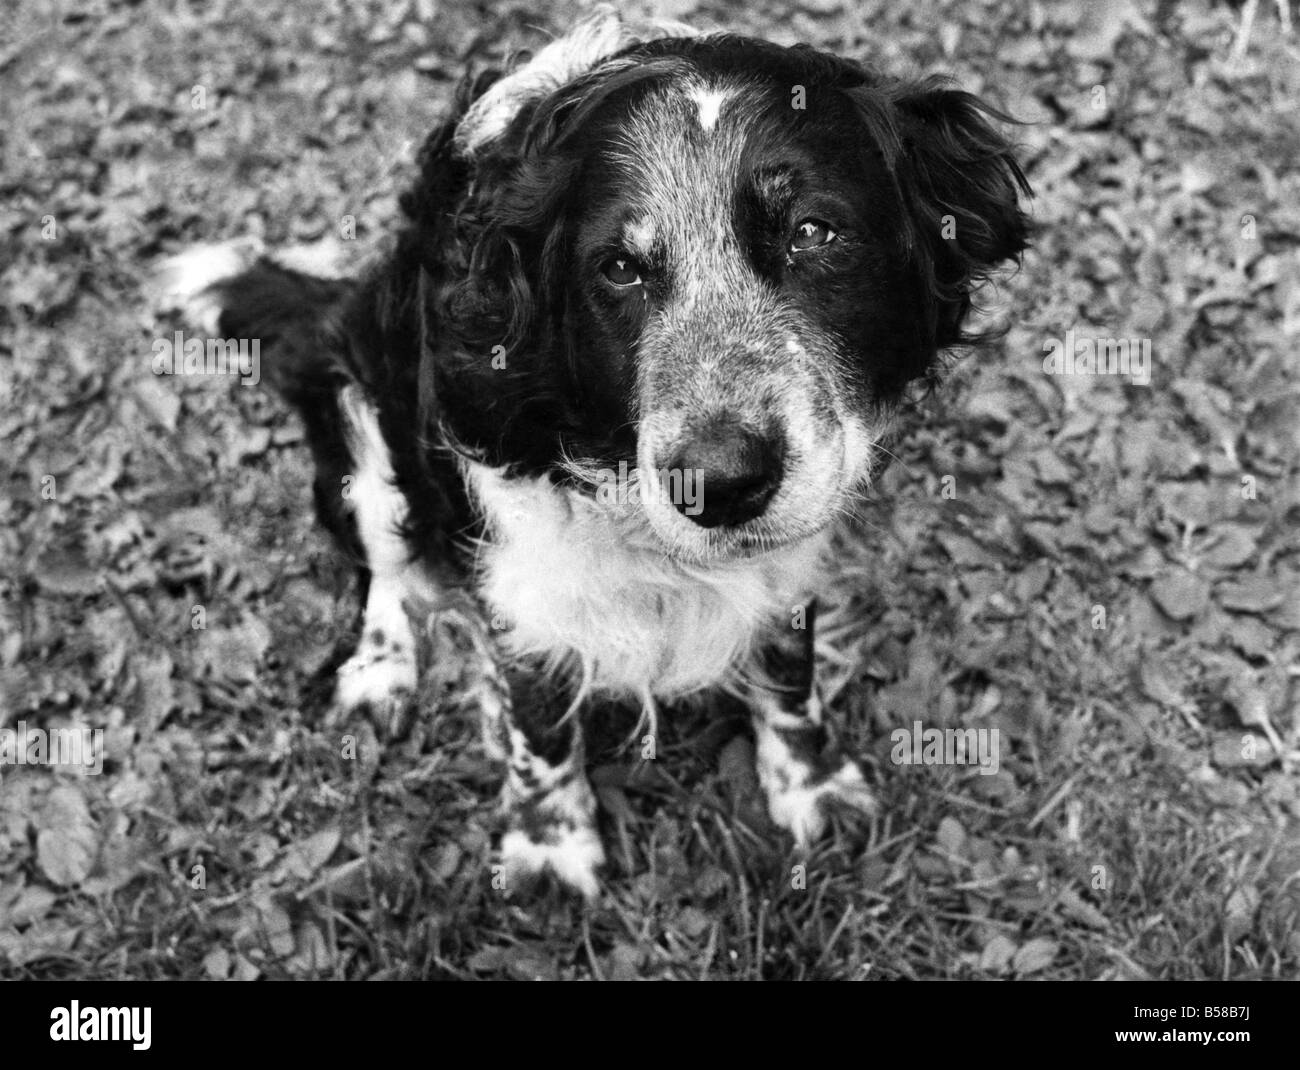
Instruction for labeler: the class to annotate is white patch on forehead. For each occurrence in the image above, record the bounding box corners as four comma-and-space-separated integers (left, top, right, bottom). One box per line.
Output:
608, 75, 761, 313
690, 86, 733, 132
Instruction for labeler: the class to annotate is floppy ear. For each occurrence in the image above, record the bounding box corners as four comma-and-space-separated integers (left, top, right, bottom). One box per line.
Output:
846, 74, 1031, 360
857, 79, 1029, 356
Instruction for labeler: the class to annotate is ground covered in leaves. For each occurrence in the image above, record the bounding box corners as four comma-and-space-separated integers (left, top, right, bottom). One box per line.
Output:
2, 0, 1299, 980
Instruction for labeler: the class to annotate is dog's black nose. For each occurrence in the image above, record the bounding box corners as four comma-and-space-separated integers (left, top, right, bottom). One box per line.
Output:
666, 419, 784, 528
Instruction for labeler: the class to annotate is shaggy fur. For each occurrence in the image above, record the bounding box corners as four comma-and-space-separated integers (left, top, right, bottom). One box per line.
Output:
156, 6, 1030, 897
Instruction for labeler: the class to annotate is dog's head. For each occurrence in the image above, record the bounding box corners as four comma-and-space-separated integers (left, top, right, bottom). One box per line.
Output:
419, 8, 1031, 561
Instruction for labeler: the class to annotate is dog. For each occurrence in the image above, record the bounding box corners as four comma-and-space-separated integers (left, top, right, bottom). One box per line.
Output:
156, 7, 1031, 897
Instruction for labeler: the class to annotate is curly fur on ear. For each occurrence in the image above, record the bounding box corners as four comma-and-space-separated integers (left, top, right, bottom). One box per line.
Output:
845, 75, 1032, 366
890, 79, 1032, 345
424, 82, 598, 470
361, 66, 571, 472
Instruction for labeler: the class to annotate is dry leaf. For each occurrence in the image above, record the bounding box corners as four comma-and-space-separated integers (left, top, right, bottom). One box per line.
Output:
979, 934, 1018, 973
1012, 937, 1059, 975
35, 786, 98, 887
1149, 572, 1209, 621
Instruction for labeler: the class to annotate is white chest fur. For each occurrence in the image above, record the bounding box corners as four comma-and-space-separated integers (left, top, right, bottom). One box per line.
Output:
463, 462, 827, 701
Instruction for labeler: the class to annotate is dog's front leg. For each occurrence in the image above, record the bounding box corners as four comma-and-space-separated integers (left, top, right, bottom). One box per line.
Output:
476, 659, 604, 899
750, 601, 876, 847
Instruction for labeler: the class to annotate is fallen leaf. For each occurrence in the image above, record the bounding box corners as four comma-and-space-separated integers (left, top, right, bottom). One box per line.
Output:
936, 816, 967, 858
35, 786, 98, 887
278, 827, 341, 882
1012, 937, 1059, 975
1211, 732, 1276, 769
1217, 578, 1286, 614
1139, 660, 1186, 709
196, 618, 272, 683
1149, 571, 1209, 621
4, 884, 57, 927
1057, 887, 1109, 929
1201, 527, 1257, 569
979, 934, 1018, 973
203, 946, 232, 979
131, 377, 182, 432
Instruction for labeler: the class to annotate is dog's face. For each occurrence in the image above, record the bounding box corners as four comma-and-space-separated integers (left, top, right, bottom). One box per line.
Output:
563, 64, 941, 560
432, 19, 1030, 561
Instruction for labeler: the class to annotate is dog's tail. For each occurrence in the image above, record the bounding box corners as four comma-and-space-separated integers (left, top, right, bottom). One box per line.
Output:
152, 238, 355, 404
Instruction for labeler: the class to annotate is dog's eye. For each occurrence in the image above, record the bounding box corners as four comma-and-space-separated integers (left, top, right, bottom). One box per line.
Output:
790, 219, 837, 252
601, 257, 643, 287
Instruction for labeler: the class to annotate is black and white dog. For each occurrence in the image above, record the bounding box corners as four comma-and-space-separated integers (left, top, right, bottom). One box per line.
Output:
158, 8, 1030, 897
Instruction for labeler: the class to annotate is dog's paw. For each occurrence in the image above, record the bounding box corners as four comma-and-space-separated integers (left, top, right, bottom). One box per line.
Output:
498, 822, 606, 900
765, 758, 876, 848
756, 725, 877, 848
332, 647, 417, 738
495, 773, 605, 899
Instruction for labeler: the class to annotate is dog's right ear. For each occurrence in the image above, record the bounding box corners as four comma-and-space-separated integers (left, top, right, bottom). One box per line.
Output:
453, 4, 697, 159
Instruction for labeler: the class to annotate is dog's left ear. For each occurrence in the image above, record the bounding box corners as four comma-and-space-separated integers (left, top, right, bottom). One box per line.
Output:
894, 81, 1031, 262
858, 77, 1032, 351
